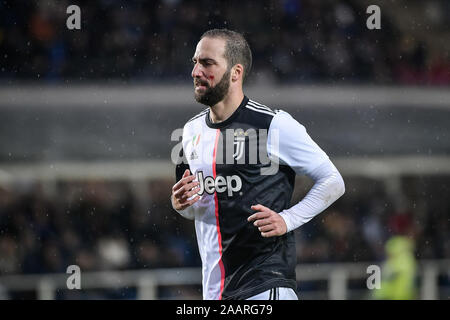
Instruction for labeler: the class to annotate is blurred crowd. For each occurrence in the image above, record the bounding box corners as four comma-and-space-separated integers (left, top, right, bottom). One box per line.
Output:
0, 175, 448, 298
294, 176, 450, 263
1, 0, 449, 85
0, 179, 201, 276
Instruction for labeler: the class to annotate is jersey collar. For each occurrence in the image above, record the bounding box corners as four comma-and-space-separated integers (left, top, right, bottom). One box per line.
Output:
205, 96, 249, 129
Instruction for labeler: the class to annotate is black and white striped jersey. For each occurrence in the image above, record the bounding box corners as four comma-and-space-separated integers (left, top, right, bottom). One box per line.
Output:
175, 96, 330, 300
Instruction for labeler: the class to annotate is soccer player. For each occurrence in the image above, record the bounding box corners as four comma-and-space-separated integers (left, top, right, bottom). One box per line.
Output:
171, 29, 345, 300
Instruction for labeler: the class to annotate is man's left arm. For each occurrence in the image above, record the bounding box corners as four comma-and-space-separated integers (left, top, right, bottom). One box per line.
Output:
278, 160, 345, 233
248, 110, 345, 237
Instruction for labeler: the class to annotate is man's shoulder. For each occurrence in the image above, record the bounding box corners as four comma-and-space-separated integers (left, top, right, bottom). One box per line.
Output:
184, 107, 209, 127
243, 98, 291, 128
245, 99, 278, 116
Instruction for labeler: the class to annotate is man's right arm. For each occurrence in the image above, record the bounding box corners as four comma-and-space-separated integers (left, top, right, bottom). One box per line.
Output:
171, 153, 200, 220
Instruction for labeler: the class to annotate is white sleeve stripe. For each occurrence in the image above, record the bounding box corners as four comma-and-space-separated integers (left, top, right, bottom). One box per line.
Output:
248, 100, 271, 109
248, 99, 270, 109
248, 100, 275, 113
245, 104, 276, 116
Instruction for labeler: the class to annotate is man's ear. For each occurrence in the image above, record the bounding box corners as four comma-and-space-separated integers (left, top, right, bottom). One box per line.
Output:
232, 64, 244, 82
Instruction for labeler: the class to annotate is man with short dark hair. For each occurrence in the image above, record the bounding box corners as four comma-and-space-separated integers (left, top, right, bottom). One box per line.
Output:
171, 29, 345, 300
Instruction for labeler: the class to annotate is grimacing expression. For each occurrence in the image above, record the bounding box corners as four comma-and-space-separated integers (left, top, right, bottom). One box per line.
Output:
194, 68, 231, 106
192, 38, 231, 106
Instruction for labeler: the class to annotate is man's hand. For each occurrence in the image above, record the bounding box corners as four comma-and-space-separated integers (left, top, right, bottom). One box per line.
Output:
171, 169, 201, 211
248, 204, 287, 238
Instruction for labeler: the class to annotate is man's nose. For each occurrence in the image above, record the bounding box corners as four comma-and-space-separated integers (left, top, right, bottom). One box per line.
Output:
191, 63, 203, 78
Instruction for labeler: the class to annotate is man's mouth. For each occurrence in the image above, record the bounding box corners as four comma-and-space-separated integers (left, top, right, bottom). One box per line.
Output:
195, 80, 209, 90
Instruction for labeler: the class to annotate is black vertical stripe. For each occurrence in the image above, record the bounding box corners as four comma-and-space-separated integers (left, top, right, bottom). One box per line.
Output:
210, 103, 298, 300
175, 148, 190, 181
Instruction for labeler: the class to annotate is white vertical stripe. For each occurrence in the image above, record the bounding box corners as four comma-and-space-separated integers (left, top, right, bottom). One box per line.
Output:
184, 115, 223, 300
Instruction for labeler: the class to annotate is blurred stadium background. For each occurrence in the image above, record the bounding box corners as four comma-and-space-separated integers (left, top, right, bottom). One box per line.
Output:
0, 0, 449, 300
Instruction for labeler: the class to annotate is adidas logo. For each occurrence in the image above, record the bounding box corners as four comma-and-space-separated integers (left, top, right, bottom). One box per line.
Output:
190, 150, 198, 160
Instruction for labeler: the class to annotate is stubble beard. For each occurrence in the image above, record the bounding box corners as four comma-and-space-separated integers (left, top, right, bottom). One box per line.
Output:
194, 69, 231, 107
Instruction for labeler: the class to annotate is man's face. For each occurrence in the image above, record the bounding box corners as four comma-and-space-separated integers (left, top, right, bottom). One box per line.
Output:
191, 37, 231, 106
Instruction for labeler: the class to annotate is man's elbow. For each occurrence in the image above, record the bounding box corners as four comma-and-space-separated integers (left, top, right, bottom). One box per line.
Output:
322, 171, 345, 209
328, 170, 345, 204
336, 173, 345, 199
178, 209, 195, 220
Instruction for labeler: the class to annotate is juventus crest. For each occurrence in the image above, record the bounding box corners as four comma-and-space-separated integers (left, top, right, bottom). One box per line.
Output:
233, 129, 247, 161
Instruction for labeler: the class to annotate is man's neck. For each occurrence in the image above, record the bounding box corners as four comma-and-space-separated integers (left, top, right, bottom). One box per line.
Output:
209, 91, 245, 124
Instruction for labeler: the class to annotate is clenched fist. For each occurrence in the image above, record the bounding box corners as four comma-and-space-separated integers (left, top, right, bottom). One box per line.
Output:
171, 169, 201, 211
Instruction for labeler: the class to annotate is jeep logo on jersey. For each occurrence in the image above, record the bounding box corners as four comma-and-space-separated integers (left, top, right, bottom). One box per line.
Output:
196, 171, 242, 197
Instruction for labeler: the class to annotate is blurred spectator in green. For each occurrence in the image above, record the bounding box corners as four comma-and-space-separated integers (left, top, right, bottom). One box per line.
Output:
373, 236, 418, 300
